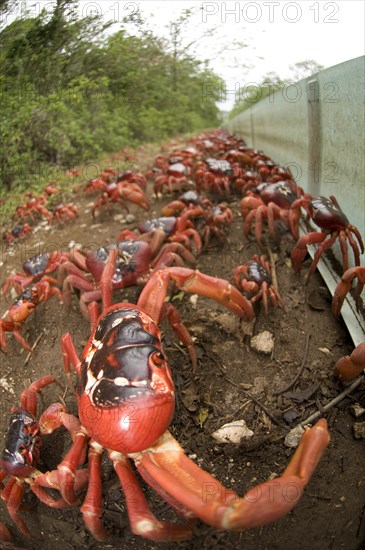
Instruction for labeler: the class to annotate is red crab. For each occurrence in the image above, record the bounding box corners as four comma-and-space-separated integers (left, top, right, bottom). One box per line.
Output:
153, 162, 190, 195
0, 281, 62, 352
161, 190, 211, 217
233, 254, 286, 314
291, 195, 364, 275
333, 342, 365, 381
57, 261, 329, 542
51, 203, 79, 223
118, 213, 203, 254
332, 266, 365, 318
91, 172, 149, 216
224, 148, 257, 168
43, 183, 58, 196
194, 158, 233, 196
2, 251, 69, 297
0, 376, 88, 536
240, 181, 304, 248
58, 240, 197, 319
14, 195, 52, 223
3, 224, 33, 245
201, 203, 233, 245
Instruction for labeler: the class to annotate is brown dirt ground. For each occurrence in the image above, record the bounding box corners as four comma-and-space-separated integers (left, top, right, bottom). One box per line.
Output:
0, 139, 364, 550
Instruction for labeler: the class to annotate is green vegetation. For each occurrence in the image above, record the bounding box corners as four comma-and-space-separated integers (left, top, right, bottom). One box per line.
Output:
0, 0, 223, 200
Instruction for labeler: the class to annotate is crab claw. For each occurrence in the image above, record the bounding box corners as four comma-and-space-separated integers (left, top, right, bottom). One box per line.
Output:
132, 420, 329, 535
333, 343, 365, 380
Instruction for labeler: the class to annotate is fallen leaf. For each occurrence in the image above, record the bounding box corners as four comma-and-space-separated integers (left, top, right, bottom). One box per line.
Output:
197, 407, 209, 428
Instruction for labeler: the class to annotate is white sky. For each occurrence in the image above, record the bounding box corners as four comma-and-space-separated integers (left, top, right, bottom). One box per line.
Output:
6, 1, 365, 110
104, 0, 365, 110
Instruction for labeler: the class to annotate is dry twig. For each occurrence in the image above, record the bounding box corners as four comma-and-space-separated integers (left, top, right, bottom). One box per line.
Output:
298, 375, 364, 427
23, 332, 43, 366
268, 246, 279, 291
274, 333, 311, 395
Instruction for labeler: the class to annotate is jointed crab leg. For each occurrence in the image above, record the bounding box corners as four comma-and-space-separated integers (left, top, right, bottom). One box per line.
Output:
138, 266, 255, 322
133, 420, 329, 531
111, 451, 195, 541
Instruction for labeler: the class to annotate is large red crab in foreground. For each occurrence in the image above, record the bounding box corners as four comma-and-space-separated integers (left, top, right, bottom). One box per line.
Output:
57, 256, 329, 542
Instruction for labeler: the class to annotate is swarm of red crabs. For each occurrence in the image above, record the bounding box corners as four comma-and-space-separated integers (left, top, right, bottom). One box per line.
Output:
1, 129, 364, 545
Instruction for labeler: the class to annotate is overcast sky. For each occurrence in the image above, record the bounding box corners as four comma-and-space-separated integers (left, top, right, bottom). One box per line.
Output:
9, 1, 365, 110
103, 0, 365, 109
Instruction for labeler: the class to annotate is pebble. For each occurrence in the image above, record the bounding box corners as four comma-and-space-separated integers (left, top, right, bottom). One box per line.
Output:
353, 421, 365, 439
113, 214, 126, 222
212, 420, 254, 444
251, 331, 274, 354
350, 403, 365, 418
189, 294, 198, 309
0, 378, 15, 394
284, 425, 305, 448
318, 347, 332, 356
126, 214, 135, 224
68, 241, 82, 249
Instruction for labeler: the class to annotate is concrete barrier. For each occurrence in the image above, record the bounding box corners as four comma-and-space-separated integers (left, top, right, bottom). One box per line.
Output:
224, 56, 365, 344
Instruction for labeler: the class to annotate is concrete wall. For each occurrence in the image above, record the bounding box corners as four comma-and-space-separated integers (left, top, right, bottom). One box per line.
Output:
224, 57, 365, 345
224, 56, 365, 269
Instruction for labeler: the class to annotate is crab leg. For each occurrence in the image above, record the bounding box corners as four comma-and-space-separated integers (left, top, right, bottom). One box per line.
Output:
333, 342, 365, 381
100, 247, 119, 310
57, 431, 89, 505
62, 273, 93, 305
20, 375, 60, 417
138, 267, 254, 322
159, 302, 197, 367
1, 478, 30, 537
291, 232, 327, 272
110, 451, 195, 541
133, 420, 329, 535
30, 483, 75, 509
80, 442, 108, 541
332, 266, 365, 318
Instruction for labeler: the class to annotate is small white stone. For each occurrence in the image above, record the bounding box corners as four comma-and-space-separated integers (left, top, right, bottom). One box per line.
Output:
318, 347, 332, 356
353, 422, 365, 439
189, 294, 198, 309
68, 241, 83, 250
212, 420, 254, 444
284, 426, 305, 448
251, 331, 274, 354
350, 403, 365, 418
113, 214, 126, 222
126, 214, 135, 224
0, 378, 15, 394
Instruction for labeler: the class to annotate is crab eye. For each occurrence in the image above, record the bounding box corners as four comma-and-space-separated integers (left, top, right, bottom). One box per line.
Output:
151, 352, 165, 368
18, 444, 27, 455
